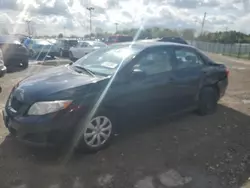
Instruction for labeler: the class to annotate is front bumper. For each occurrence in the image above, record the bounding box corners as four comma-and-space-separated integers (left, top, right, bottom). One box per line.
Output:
2, 106, 84, 147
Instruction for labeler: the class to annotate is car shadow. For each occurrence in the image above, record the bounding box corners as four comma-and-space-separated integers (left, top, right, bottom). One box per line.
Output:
6, 55, 57, 74
0, 104, 250, 188
29, 54, 56, 61
6, 66, 27, 73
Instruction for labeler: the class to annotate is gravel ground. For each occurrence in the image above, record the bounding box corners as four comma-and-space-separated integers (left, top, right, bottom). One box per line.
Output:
1, 55, 250, 188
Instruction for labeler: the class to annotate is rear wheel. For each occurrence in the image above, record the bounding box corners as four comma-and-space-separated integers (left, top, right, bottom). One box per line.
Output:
69, 52, 74, 61
197, 87, 218, 116
22, 58, 29, 69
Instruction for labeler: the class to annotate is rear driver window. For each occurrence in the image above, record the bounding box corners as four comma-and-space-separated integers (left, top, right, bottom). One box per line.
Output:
174, 48, 204, 69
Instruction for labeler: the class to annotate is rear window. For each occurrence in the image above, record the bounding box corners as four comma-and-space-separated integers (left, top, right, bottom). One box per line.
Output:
89, 42, 107, 47
65, 40, 78, 46
107, 36, 117, 43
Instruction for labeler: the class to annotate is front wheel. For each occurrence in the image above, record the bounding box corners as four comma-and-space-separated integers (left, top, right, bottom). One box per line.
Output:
197, 87, 218, 116
77, 112, 115, 152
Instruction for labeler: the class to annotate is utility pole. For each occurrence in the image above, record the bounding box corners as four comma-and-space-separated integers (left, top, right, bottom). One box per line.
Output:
25, 20, 31, 36
222, 26, 228, 55
115, 23, 118, 33
86, 7, 94, 38
200, 12, 207, 36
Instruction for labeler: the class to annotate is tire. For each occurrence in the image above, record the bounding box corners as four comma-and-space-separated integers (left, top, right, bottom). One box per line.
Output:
76, 110, 115, 152
197, 87, 218, 116
8, 127, 16, 136
22, 58, 29, 69
0, 71, 5, 77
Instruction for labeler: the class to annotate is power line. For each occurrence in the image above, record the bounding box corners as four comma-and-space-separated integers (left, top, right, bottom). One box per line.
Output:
86, 7, 94, 37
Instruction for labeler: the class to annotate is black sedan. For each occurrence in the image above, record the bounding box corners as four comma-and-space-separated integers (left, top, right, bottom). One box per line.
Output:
3, 41, 228, 152
0, 35, 29, 69
0, 49, 6, 77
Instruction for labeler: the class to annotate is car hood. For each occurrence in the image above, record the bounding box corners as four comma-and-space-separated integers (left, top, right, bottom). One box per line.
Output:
13, 65, 105, 102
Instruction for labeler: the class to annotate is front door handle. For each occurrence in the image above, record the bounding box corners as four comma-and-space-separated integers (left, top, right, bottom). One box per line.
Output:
169, 77, 175, 82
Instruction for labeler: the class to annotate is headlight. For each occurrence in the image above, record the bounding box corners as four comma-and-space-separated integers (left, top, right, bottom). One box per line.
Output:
28, 100, 72, 115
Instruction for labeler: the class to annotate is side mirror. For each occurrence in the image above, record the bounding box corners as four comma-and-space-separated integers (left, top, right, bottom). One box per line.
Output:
131, 68, 146, 80
113, 68, 146, 85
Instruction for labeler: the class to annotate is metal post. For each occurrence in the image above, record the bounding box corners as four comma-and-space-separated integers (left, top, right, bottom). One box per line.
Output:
115, 23, 118, 33
86, 7, 94, 37
200, 12, 207, 36
237, 43, 242, 58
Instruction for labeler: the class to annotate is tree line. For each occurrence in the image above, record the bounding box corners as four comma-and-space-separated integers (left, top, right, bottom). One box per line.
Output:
55, 27, 250, 44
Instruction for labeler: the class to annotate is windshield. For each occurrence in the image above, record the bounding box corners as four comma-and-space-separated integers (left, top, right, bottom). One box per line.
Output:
91, 42, 107, 47
73, 46, 141, 75
65, 40, 78, 46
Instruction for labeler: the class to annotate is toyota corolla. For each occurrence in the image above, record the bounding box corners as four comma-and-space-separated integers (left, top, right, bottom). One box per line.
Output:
2, 41, 228, 152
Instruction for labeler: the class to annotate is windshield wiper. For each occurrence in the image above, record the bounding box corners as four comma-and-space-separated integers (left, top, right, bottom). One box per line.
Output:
72, 65, 95, 77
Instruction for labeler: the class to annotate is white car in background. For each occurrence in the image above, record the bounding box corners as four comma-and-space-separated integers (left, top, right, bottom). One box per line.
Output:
69, 41, 107, 60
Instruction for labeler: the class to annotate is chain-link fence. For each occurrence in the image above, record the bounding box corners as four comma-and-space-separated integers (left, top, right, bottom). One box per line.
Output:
189, 40, 250, 60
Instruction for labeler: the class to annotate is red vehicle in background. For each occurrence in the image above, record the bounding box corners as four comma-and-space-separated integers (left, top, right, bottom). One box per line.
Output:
105, 35, 133, 45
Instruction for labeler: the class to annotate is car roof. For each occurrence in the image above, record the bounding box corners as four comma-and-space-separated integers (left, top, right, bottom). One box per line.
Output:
109, 40, 191, 50
58, 38, 78, 41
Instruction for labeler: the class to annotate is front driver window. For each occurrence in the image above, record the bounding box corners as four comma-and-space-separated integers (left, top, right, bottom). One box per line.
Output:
133, 48, 173, 75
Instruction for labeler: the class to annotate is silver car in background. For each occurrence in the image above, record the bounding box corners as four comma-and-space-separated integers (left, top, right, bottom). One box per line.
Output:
69, 41, 107, 60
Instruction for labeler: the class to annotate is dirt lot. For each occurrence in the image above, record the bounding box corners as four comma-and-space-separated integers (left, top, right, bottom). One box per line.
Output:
1, 55, 250, 188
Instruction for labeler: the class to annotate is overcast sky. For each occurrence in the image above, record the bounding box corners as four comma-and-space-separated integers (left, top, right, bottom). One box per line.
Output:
0, 0, 249, 36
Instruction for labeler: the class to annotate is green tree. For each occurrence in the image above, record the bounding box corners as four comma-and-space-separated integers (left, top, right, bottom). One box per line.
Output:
58, 33, 63, 38
181, 29, 195, 40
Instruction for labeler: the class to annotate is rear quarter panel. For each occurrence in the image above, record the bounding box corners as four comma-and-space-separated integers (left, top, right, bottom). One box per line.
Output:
201, 63, 228, 97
